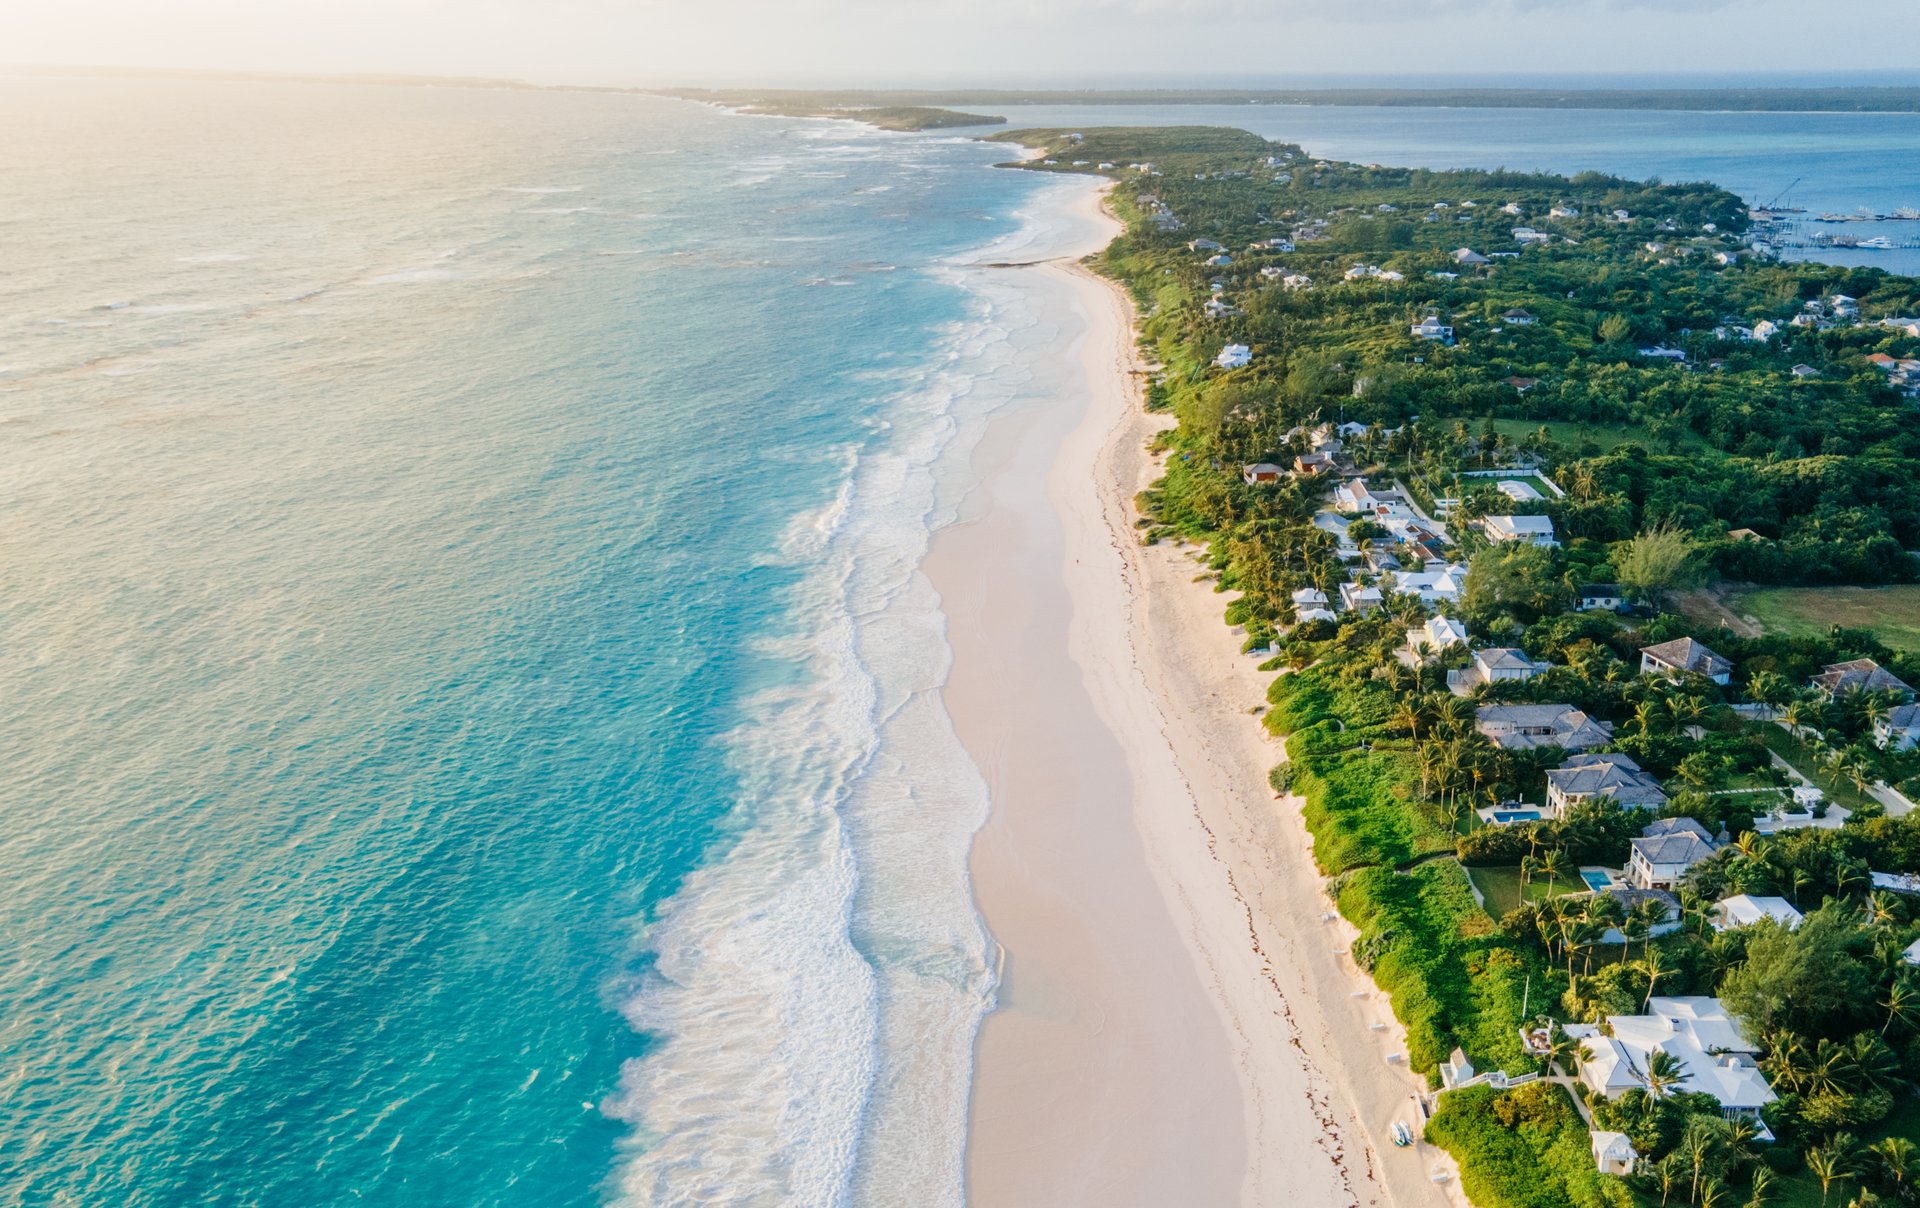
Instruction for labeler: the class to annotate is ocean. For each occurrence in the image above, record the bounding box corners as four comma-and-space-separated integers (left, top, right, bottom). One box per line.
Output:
3, 76, 1916, 1207
0, 76, 1088, 1206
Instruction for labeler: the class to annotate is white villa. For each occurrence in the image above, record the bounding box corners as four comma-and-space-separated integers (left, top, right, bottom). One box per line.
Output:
1411, 316, 1455, 344
1447, 646, 1550, 695
1569, 998, 1775, 1132
1475, 703, 1613, 752
1215, 343, 1252, 369
1478, 514, 1556, 546
1393, 563, 1467, 607
1406, 615, 1470, 658
1339, 581, 1384, 615
1640, 637, 1733, 685
1628, 818, 1719, 890
1545, 753, 1669, 817
1712, 895, 1803, 932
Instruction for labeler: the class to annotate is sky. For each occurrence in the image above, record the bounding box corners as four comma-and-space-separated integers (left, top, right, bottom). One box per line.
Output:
6, 0, 1920, 87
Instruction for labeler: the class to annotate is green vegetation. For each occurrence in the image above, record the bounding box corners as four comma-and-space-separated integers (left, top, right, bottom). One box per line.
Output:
1736, 586, 1920, 654
1426, 1083, 1631, 1208
721, 102, 1004, 130
1042, 124, 1920, 1206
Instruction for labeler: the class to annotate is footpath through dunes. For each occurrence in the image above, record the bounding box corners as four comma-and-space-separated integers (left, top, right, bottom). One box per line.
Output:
937, 176, 1461, 1208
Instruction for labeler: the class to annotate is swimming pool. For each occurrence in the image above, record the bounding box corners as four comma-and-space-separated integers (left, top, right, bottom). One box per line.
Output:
1580, 868, 1615, 892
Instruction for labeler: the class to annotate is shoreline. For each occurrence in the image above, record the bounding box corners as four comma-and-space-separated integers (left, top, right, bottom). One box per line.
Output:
933, 179, 1469, 1205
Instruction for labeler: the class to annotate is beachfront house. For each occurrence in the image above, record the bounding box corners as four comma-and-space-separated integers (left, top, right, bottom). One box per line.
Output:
1410, 316, 1455, 344
1639, 637, 1733, 685
1569, 998, 1775, 1132
1215, 343, 1252, 369
1712, 895, 1803, 932
1475, 703, 1612, 752
1241, 463, 1284, 486
1447, 646, 1550, 695
1878, 704, 1920, 752
1477, 514, 1556, 547
1545, 753, 1669, 818
1811, 658, 1916, 700
1592, 1132, 1640, 1176
1627, 818, 1719, 890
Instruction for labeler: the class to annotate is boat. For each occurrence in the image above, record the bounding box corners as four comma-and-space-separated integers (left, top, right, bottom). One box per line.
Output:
1391, 1121, 1415, 1147
1860, 236, 1895, 250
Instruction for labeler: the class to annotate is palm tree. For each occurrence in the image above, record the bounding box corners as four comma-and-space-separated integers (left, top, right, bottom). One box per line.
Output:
1635, 897, 1673, 959
1542, 848, 1575, 898
1783, 698, 1811, 739
1872, 1137, 1913, 1192
1808, 1139, 1852, 1208
1634, 1048, 1691, 1100
1640, 948, 1672, 1010
1746, 1166, 1774, 1208
1881, 977, 1918, 1036
1392, 698, 1423, 743
1867, 890, 1900, 930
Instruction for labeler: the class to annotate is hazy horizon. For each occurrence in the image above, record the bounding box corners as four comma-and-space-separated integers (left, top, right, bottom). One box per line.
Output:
8, 0, 1920, 89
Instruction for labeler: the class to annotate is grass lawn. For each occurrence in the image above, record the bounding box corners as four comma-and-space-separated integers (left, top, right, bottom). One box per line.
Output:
1732, 584, 1920, 654
1751, 722, 1877, 812
1489, 416, 1716, 455
1468, 864, 1583, 917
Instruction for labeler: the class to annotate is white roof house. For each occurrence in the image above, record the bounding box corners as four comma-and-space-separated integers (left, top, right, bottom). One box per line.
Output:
1592, 1131, 1639, 1176
1877, 703, 1920, 752
1496, 479, 1542, 502
1407, 615, 1470, 656
1905, 937, 1920, 967
1339, 581, 1384, 615
1572, 998, 1775, 1126
1712, 895, 1803, 932
1291, 587, 1329, 608
1411, 317, 1455, 344
1478, 514, 1556, 546
1215, 343, 1252, 369
1452, 248, 1490, 265
1393, 563, 1467, 606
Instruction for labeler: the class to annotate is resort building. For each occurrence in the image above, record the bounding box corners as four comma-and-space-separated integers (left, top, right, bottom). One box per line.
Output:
1627, 818, 1719, 890
1241, 463, 1284, 486
1576, 583, 1628, 612
1447, 647, 1550, 696
1475, 703, 1613, 752
1569, 998, 1775, 1131
1477, 514, 1556, 546
1877, 704, 1920, 752
1639, 637, 1733, 685
1712, 895, 1803, 932
1544, 753, 1669, 817
1812, 658, 1915, 700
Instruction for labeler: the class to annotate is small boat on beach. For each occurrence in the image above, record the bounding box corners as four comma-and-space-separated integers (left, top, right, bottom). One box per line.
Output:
1391, 1121, 1414, 1147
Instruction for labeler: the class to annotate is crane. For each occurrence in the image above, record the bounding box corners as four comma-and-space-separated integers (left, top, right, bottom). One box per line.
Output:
1760, 176, 1803, 212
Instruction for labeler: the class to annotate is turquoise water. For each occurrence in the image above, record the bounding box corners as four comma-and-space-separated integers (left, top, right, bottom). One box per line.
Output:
974, 103, 1920, 274
0, 77, 1078, 1205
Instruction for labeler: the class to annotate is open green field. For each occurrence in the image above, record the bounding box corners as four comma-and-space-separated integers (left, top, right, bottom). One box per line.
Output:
1488, 417, 1716, 455
1731, 584, 1920, 653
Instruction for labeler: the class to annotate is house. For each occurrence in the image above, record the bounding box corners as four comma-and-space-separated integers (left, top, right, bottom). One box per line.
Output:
1791, 363, 1820, 378
1333, 478, 1397, 513
1282, 273, 1314, 291
1570, 997, 1774, 1129
1640, 637, 1733, 685
1294, 450, 1336, 477
1478, 514, 1556, 546
1448, 647, 1550, 695
1475, 703, 1613, 752
1291, 587, 1329, 610
1501, 308, 1537, 326
1877, 703, 1920, 752
1811, 658, 1916, 700
1512, 227, 1551, 243
1576, 583, 1627, 612
1906, 938, 1920, 968
1503, 376, 1540, 392
1411, 317, 1455, 344
1393, 563, 1467, 607
1639, 346, 1688, 362
1203, 296, 1234, 318
1339, 581, 1383, 615
1452, 248, 1491, 266
1188, 238, 1223, 252
1365, 548, 1402, 575
1407, 614, 1470, 657
1592, 1132, 1640, 1176
1752, 319, 1782, 342
1712, 895, 1803, 932
1727, 528, 1765, 543
1215, 343, 1252, 369
1241, 463, 1284, 486
1545, 753, 1669, 817
1628, 818, 1719, 890
1205, 253, 1233, 267
1495, 480, 1542, 502
1549, 205, 1580, 218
